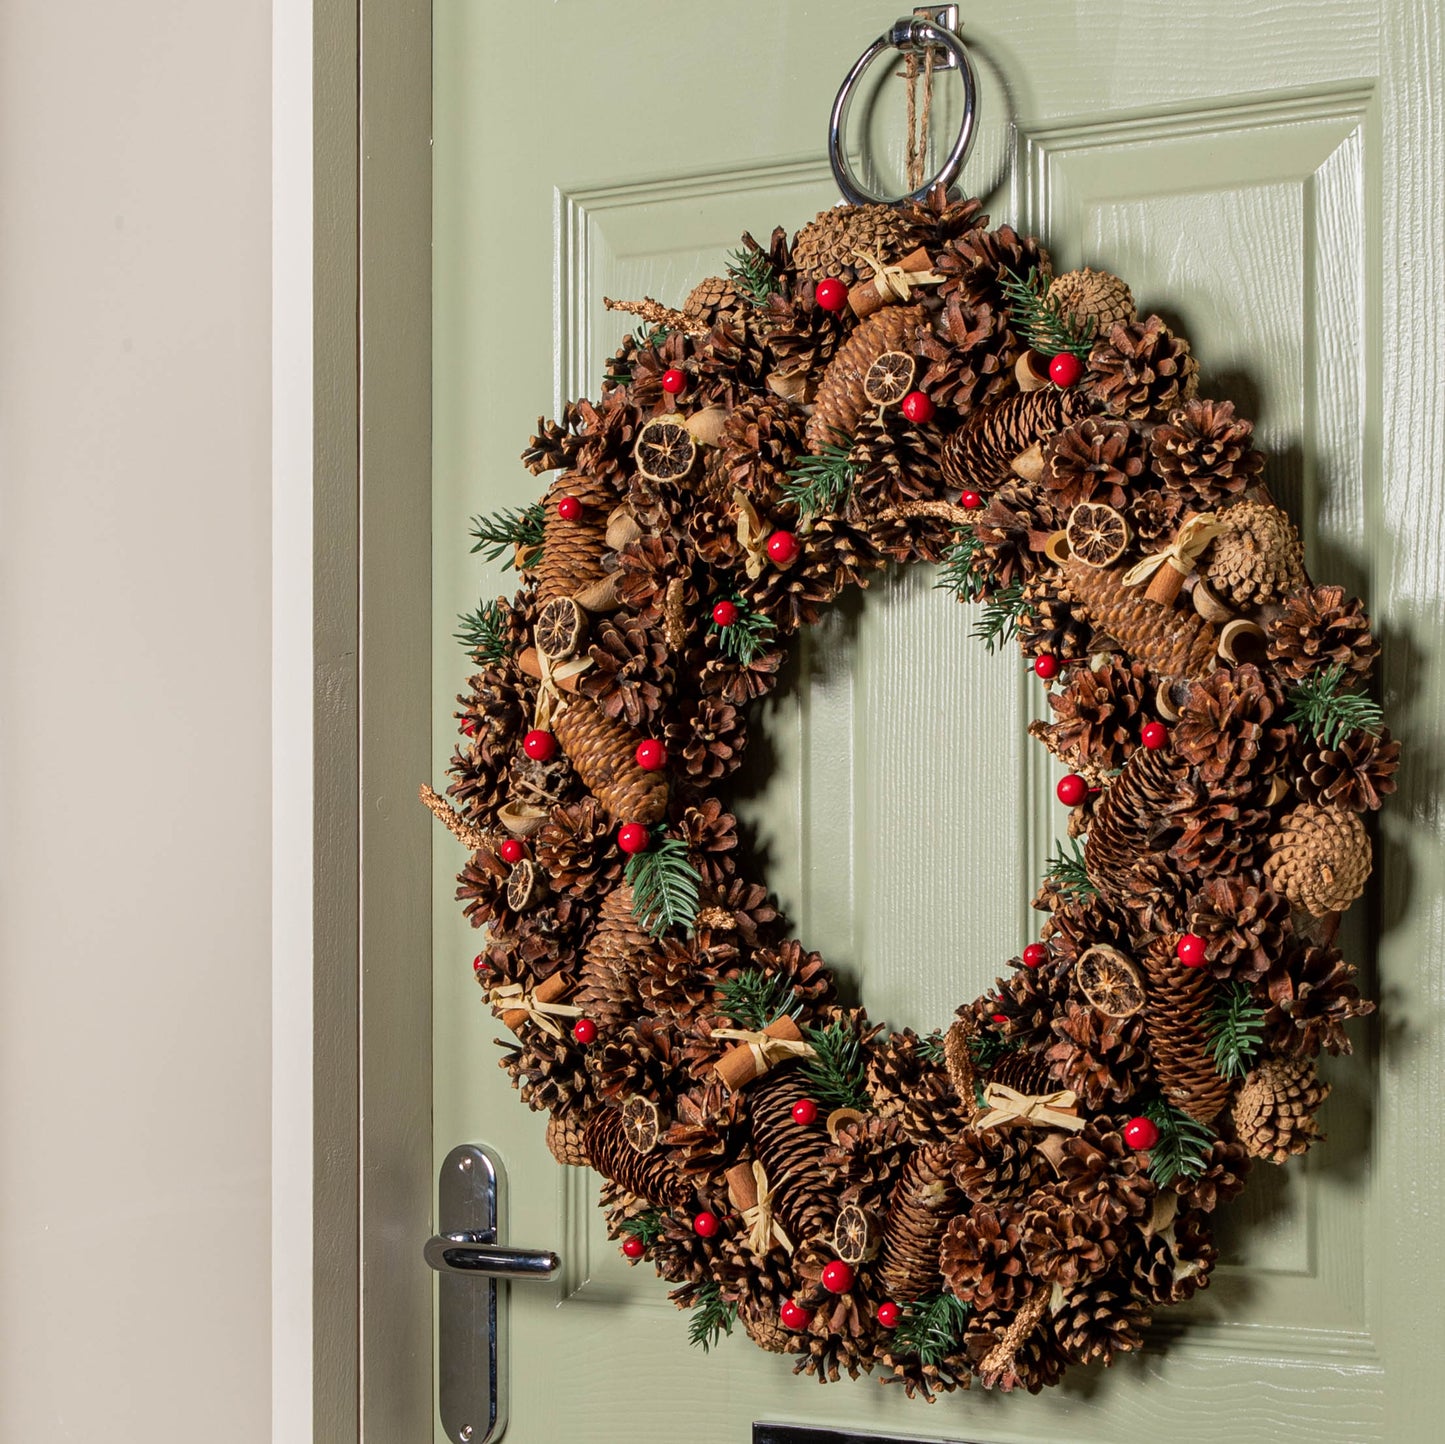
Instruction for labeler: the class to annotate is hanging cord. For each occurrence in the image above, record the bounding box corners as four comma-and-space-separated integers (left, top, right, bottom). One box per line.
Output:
903, 42, 937, 193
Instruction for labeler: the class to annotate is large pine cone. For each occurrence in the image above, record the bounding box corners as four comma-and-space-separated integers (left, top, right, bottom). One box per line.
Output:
791, 203, 913, 283
1203, 498, 1306, 605
917, 295, 1020, 413
575, 884, 654, 1028
578, 618, 672, 727
1087, 315, 1198, 421
552, 696, 668, 823
1141, 938, 1231, 1124
1295, 727, 1400, 812
1084, 745, 1188, 903
1046, 268, 1136, 342
1062, 558, 1219, 680
878, 1143, 963, 1302
951, 1129, 1048, 1206
939, 1202, 1032, 1312
1263, 802, 1371, 916
1267, 584, 1380, 681
1041, 415, 1146, 513
1231, 1056, 1330, 1163
536, 472, 614, 604
583, 1107, 691, 1207
940, 388, 1081, 493
1184, 874, 1294, 983
1150, 397, 1263, 505
805, 304, 927, 453
749, 1069, 835, 1243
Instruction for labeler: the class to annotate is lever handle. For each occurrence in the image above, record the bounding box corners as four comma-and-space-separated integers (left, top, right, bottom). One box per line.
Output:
424, 1229, 560, 1280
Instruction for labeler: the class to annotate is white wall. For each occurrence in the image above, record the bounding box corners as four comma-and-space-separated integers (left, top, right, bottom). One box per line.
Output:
0, 4, 275, 1439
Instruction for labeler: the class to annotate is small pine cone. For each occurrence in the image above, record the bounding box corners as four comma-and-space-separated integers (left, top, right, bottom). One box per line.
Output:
985, 1046, 1058, 1097
1295, 727, 1400, 812
534, 797, 624, 900
1128, 486, 1186, 545
749, 1070, 835, 1243
918, 295, 1020, 414
739, 1297, 800, 1356
588, 1017, 681, 1103
761, 287, 845, 383
693, 311, 771, 412
497, 1034, 591, 1119
1203, 498, 1306, 605
1046, 1002, 1150, 1111
576, 884, 654, 1029
578, 618, 672, 728
951, 1129, 1048, 1206
865, 1028, 972, 1147
676, 798, 739, 890
667, 694, 747, 785
1185, 874, 1294, 983
940, 388, 1082, 493
1261, 943, 1372, 1058
1267, 584, 1381, 681
973, 954, 1075, 1052
583, 1107, 691, 1208
614, 534, 688, 620
682, 273, 740, 327
895, 183, 988, 247
536, 472, 614, 604
878, 1144, 963, 1302
1231, 1056, 1331, 1163
739, 538, 842, 634
545, 1111, 591, 1167
1150, 397, 1264, 505
937, 223, 1050, 308
1063, 557, 1219, 679
1041, 416, 1146, 513
968, 479, 1061, 587
496, 896, 590, 983
521, 406, 581, 476
1177, 1139, 1253, 1212
1263, 802, 1372, 916
1117, 850, 1190, 936
665, 1085, 748, 1184
1046, 268, 1136, 342
791, 203, 914, 283
716, 392, 809, 505
822, 1113, 913, 1213
939, 1203, 1031, 1313
1087, 315, 1199, 422
964, 1298, 1067, 1393
1140, 938, 1231, 1124
552, 697, 668, 824
1017, 570, 1092, 661
1039, 659, 1150, 774
636, 938, 727, 1022
805, 304, 928, 454
650, 1212, 720, 1288
1020, 1199, 1118, 1289
745, 938, 838, 1012
1051, 1275, 1150, 1367
1084, 745, 1188, 904
1054, 1122, 1155, 1226
1172, 663, 1294, 786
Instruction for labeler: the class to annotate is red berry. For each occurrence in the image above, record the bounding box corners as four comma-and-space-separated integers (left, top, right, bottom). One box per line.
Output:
660, 367, 686, 395
617, 822, 650, 855
621, 1236, 645, 1260
1123, 1116, 1160, 1151
1034, 653, 1060, 680
634, 739, 666, 771
499, 838, 525, 864
876, 1301, 901, 1329
766, 530, 800, 566
960, 489, 982, 509
791, 1098, 819, 1126
556, 494, 582, 521
780, 1299, 812, 1331
1056, 773, 1088, 806
1022, 943, 1048, 969
991, 1012, 1009, 1025
522, 728, 557, 762
1176, 932, 1208, 968
820, 1260, 855, 1294
900, 390, 935, 424
1141, 721, 1168, 750
461, 718, 478, 737
571, 1017, 597, 1046
1049, 352, 1084, 388
815, 277, 848, 313
692, 1211, 720, 1238
472, 953, 487, 973
711, 599, 739, 627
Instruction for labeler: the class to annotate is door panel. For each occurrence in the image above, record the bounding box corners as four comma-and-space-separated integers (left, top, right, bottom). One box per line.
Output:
431, 4, 1438, 1440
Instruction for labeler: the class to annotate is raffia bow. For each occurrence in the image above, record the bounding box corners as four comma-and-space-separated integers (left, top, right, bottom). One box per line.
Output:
531, 642, 593, 730
1121, 512, 1225, 605
852, 248, 945, 304
741, 1160, 794, 1256
487, 981, 583, 1041
711, 1026, 817, 1071
975, 1082, 1086, 1133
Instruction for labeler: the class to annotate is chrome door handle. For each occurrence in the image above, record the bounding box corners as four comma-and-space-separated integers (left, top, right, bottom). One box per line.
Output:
424, 1230, 559, 1279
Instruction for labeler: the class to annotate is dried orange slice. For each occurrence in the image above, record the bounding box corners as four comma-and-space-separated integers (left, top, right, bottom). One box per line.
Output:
1066, 502, 1130, 567
535, 596, 585, 660
634, 415, 697, 482
505, 858, 539, 912
832, 1202, 877, 1264
621, 1095, 662, 1154
1074, 945, 1145, 1018
863, 350, 916, 407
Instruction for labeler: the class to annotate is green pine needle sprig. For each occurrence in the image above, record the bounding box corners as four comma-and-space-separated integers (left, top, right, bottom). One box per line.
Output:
713, 603, 777, 665
801, 1019, 872, 1112
717, 967, 799, 1031
1207, 981, 1266, 1082
454, 597, 512, 662
625, 835, 702, 939
1044, 838, 1096, 900
782, 439, 857, 518
468, 503, 545, 571
915, 1030, 946, 1065
1286, 663, 1385, 749
970, 581, 1025, 652
891, 1292, 971, 1368
967, 1026, 1014, 1070
935, 530, 990, 604
618, 1210, 664, 1248
1142, 1098, 1215, 1188
685, 1281, 737, 1352
998, 266, 1094, 359
725, 245, 779, 306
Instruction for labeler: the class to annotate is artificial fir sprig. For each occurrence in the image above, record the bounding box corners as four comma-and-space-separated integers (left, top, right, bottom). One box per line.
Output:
1207, 981, 1266, 1081
891, 1292, 971, 1367
999, 266, 1094, 359
1141, 1098, 1214, 1188
454, 597, 512, 662
1044, 838, 1096, 899
685, 1281, 737, 1352
967, 1026, 1015, 1070
717, 967, 799, 1031
625, 835, 702, 938
468, 502, 545, 570
916, 1030, 946, 1065
801, 1019, 871, 1111
712, 602, 777, 665
782, 439, 857, 518
1286, 663, 1384, 749
970, 580, 1025, 652
934, 530, 990, 603
725, 244, 779, 306
618, 1210, 665, 1248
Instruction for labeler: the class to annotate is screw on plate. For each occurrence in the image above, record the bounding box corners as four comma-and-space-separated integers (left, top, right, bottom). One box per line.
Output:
459, 1426, 473, 1442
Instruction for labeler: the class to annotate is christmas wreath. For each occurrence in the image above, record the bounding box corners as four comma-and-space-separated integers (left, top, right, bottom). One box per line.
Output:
424, 189, 1390, 1397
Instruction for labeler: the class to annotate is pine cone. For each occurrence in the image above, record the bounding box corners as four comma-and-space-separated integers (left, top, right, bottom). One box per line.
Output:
743, 939, 837, 1013
940, 389, 1082, 493
1150, 398, 1264, 505
588, 1017, 682, 1103
895, 183, 987, 247
1046, 268, 1136, 342
506, 748, 577, 816
937, 224, 1050, 308
1087, 315, 1198, 422
667, 694, 747, 784
497, 1031, 591, 1118
951, 1129, 1047, 1206
761, 288, 844, 383
636, 938, 729, 1022
1263, 802, 1371, 916
939, 1203, 1032, 1312
805, 304, 928, 453
1203, 498, 1306, 605
749, 1069, 834, 1243
1231, 1056, 1330, 1162
682, 273, 740, 328
1128, 487, 1187, 545
1062, 558, 1219, 679
534, 798, 624, 900
583, 1107, 691, 1207
1038, 659, 1150, 773
615, 534, 688, 618
1054, 1122, 1155, 1225
878, 1144, 963, 1302
552, 696, 668, 823
1141, 938, 1231, 1124
1267, 584, 1380, 681
964, 1298, 1066, 1393
865, 1029, 971, 1146
974, 954, 1075, 1052
1295, 727, 1400, 812
575, 884, 654, 1029
1041, 416, 1146, 513
1173, 663, 1294, 785
917, 295, 1020, 413
1262, 943, 1372, 1057
967, 479, 1059, 586
791, 203, 913, 283
1046, 1002, 1150, 1110
1051, 1275, 1150, 1367
1084, 745, 1187, 903
545, 1111, 591, 1167
986, 1046, 1059, 1097
1020, 1199, 1118, 1289
1178, 1139, 1252, 1212
536, 472, 614, 604
578, 618, 672, 727
822, 1113, 913, 1213
1184, 874, 1294, 982
665, 1085, 748, 1184
1017, 570, 1092, 661
848, 410, 946, 516
715, 392, 809, 505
